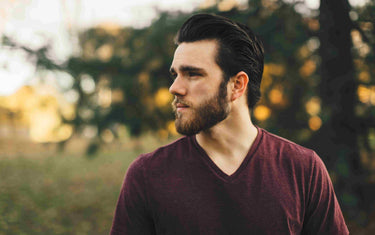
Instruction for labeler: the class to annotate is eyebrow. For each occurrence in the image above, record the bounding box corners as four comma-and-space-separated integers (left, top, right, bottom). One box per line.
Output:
169, 65, 207, 75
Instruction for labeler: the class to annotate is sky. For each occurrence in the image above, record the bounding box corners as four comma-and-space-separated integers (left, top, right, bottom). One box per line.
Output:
0, 0, 370, 96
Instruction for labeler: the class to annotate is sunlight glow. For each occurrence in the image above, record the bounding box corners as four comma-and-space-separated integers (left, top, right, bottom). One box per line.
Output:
155, 88, 173, 108
305, 97, 321, 116
308, 116, 322, 131
254, 105, 271, 121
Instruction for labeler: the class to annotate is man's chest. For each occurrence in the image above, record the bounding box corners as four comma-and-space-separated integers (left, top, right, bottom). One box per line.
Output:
147, 170, 305, 235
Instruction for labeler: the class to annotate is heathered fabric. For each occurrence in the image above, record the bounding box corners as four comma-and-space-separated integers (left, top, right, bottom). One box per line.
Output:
110, 127, 349, 235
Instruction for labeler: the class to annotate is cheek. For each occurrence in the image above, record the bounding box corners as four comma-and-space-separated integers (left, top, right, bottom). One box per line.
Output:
190, 82, 217, 98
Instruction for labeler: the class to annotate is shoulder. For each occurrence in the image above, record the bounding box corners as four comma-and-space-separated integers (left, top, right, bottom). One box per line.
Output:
260, 128, 315, 156
128, 136, 190, 173
258, 128, 321, 167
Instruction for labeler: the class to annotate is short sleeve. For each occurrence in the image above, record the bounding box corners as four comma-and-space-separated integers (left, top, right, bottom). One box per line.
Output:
302, 152, 349, 235
110, 155, 156, 235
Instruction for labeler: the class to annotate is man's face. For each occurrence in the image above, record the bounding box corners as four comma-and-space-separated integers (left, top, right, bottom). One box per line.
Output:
169, 40, 230, 135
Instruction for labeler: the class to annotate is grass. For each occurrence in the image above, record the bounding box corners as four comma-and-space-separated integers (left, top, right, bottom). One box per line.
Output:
0, 149, 141, 235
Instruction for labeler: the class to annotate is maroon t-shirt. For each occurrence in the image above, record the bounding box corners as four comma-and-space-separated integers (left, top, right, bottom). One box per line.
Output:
110, 128, 349, 234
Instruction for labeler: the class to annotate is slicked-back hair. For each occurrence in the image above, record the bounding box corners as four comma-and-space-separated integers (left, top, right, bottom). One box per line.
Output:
175, 13, 264, 110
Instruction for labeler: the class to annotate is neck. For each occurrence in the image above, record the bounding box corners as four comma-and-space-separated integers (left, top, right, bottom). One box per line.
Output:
195, 107, 258, 175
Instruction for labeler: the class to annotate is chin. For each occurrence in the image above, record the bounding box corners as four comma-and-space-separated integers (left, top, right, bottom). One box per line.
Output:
175, 120, 201, 136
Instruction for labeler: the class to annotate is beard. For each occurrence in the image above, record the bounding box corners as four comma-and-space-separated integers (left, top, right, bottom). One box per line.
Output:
172, 80, 230, 136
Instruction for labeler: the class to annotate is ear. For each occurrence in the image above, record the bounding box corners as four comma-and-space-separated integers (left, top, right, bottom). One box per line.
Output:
230, 71, 249, 101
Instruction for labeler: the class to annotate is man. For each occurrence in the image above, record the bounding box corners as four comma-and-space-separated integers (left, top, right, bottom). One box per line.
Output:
110, 13, 349, 234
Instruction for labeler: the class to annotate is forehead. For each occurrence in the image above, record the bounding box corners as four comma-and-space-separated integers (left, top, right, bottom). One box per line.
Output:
171, 40, 220, 71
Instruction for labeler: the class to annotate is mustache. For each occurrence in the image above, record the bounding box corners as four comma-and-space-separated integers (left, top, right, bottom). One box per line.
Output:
172, 98, 192, 109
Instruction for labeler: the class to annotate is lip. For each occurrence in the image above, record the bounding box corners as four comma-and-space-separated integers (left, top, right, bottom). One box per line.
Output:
176, 103, 189, 111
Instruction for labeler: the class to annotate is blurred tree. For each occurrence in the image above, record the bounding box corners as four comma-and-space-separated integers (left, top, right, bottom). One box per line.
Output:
318, 0, 359, 176
304, 0, 375, 225
65, 14, 192, 154
1, 36, 62, 71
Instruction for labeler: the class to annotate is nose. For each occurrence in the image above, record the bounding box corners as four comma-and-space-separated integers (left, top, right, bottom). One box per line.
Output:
169, 76, 187, 96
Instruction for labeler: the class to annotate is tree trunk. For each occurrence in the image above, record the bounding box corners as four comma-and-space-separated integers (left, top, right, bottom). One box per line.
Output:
317, 0, 364, 221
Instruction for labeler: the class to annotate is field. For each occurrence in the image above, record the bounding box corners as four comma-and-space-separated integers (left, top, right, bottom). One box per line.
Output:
0, 133, 169, 235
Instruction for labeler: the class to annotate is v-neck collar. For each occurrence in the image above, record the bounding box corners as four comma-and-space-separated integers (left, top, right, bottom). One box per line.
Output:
190, 126, 263, 183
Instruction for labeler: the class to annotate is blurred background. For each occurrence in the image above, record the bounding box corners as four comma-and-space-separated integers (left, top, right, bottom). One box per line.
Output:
0, 0, 374, 234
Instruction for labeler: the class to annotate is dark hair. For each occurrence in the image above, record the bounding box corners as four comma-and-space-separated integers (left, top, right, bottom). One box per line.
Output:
175, 13, 264, 110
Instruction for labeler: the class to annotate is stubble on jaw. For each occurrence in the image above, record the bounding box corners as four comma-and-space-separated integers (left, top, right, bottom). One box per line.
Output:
172, 80, 230, 136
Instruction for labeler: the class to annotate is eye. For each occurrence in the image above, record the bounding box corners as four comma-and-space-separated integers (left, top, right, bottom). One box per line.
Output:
188, 72, 201, 77
170, 73, 177, 80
